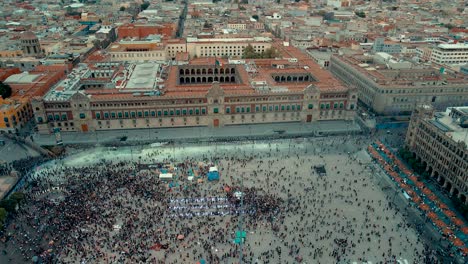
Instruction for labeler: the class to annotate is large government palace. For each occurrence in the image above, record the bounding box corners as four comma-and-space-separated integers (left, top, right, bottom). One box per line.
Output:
31, 42, 357, 134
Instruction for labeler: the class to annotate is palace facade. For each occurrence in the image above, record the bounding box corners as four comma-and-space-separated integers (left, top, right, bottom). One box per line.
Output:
31, 43, 357, 134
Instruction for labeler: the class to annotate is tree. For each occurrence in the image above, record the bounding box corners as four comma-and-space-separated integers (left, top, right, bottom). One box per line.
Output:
452, 198, 468, 221
421, 171, 430, 180
242, 45, 258, 59
355, 11, 366, 18
119, 6, 126, 11
252, 15, 259, 21
262, 47, 279, 58
242, 45, 279, 59
443, 24, 455, 29
398, 147, 413, 161
0, 208, 7, 222
0, 199, 17, 213
0, 82, 12, 100
140, 1, 150, 11
317, 10, 326, 17
10, 192, 25, 205
323, 12, 334, 21
0, 208, 7, 230
92, 39, 102, 49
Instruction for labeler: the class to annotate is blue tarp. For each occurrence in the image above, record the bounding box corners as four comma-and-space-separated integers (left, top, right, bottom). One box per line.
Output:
207, 171, 219, 181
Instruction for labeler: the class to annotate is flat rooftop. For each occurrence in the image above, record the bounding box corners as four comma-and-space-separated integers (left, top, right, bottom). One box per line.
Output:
4, 73, 40, 84
124, 63, 162, 90
333, 54, 467, 88
437, 43, 468, 50
42, 44, 349, 102
431, 107, 468, 148
43, 64, 90, 101
186, 37, 272, 43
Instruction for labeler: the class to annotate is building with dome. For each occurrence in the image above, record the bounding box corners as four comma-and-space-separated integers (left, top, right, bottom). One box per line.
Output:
20, 31, 43, 57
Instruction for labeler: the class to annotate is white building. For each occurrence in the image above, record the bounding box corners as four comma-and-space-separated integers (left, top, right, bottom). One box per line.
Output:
184, 37, 272, 58
227, 23, 247, 30
430, 43, 468, 65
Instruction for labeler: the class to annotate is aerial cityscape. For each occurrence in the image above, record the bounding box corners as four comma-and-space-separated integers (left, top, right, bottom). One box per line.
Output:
0, 0, 466, 263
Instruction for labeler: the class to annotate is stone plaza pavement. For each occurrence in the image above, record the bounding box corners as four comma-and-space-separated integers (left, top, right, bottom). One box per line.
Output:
0, 135, 41, 163
32, 120, 362, 146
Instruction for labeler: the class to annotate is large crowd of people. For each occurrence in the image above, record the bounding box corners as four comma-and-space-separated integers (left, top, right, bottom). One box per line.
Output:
0, 135, 442, 263
0, 156, 50, 177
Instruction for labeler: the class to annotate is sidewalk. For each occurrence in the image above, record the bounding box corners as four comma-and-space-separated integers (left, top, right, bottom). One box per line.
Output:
33, 120, 362, 146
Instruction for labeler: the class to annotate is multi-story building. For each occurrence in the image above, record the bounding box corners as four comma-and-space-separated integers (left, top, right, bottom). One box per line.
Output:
0, 65, 67, 132
330, 53, 468, 115
109, 37, 168, 62
117, 23, 177, 39
185, 36, 272, 59
430, 43, 468, 65
405, 105, 468, 204
32, 43, 357, 134
227, 22, 247, 30
20, 31, 42, 57
372, 38, 402, 54
0, 49, 23, 59
109, 36, 273, 62
416, 47, 433, 62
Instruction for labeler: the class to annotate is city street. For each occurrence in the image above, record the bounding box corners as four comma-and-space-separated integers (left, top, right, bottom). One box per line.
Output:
0, 135, 41, 163
32, 120, 361, 146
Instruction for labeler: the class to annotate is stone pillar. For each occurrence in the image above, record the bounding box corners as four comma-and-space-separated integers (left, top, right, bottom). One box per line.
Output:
449, 186, 455, 195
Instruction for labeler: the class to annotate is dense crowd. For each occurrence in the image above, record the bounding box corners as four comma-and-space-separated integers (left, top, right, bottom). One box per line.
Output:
0, 156, 50, 177
0, 136, 444, 263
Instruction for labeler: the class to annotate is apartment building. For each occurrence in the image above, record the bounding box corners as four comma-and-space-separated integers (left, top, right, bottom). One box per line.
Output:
406, 105, 468, 204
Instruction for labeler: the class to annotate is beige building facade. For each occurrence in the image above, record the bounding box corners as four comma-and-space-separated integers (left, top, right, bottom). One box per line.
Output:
406, 105, 468, 204
330, 54, 468, 115
108, 37, 273, 62
32, 82, 357, 134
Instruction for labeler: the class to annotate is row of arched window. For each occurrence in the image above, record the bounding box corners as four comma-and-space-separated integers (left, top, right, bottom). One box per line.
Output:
179, 68, 236, 75
180, 76, 236, 84
273, 75, 312, 82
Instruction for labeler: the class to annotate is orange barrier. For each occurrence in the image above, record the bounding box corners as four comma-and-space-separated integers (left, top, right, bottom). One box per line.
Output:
368, 143, 468, 255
